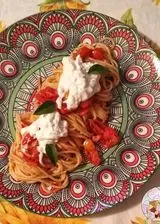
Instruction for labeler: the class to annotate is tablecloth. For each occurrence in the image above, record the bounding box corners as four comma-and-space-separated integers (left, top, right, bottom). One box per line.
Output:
0, 1, 160, 224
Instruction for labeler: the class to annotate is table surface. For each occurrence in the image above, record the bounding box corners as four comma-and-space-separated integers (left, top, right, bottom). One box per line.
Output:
0, 1, 160, 223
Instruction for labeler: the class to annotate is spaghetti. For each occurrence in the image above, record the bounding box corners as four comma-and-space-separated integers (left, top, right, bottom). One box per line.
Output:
9, 39, 120, 193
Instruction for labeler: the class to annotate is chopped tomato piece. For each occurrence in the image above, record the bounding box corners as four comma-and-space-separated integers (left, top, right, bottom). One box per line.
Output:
22, 133, 39, 165
79, 98, 93, 109
89, 119, 105, 135
76, 98, 93, 116
23, 146, 39, 165
92, 135, 101, 142
89, 119, 120, 148
91, 48, 105, 60
77, 107, 90, 116
83, 139, 101, 166
35, 87, 58, 104
102, 126, 120, 148
58, 103, 70, 115
21, 120, 31, 128
78, 46, 92, 59
22, 133, 34, 145
42, 155, 52, 169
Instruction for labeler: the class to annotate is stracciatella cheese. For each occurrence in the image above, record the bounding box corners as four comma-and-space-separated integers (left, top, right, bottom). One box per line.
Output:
21, 112, 68, 164
56, 55, 101, 110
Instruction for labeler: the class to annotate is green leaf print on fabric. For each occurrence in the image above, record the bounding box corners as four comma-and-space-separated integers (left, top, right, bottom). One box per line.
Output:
43, 0, 64, 3
121, 8, 137, 30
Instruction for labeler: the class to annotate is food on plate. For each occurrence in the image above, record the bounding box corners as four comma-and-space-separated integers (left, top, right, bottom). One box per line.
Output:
9, 39, 120, 193
148, 200, 160, 220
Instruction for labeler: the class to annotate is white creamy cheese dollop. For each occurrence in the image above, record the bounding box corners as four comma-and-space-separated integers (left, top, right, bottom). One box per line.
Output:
21, 112, 68, 164
56, 55, 101, 110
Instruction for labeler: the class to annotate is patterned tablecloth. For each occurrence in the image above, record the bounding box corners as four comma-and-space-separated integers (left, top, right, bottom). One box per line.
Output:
0, 1, 160, 224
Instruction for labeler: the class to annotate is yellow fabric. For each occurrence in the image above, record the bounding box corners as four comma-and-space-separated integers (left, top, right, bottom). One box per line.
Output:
131, 217, 146, 224
152, 0, 160, 5
0, 20, 5, 32
39, 0, 90, 12
0, 199, 90, 224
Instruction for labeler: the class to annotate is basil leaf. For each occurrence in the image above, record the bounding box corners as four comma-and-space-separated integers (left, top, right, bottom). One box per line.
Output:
45, 144, 58, 165
34, 101, 56, 115
88, 64, 109, 75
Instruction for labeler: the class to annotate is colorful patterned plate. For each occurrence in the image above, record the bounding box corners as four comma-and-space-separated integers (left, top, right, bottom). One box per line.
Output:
0, 9, 160, 217
142, 187, 160, 219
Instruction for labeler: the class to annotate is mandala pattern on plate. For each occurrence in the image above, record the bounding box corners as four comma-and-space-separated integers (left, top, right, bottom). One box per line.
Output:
92, 165, 130, 205
0, 137, 11, 169
128, 117, 160, 149
74, 11, 108, 45
131, 85, 160, 116
0, 167, 24, 199
117, 146, 157, 181
41, 11, 73, 52
0, 82, 8, 103
23, 184, 61, 215
61, 173, 97, 216
0, 52, 22, 80
0, 9, 160, 217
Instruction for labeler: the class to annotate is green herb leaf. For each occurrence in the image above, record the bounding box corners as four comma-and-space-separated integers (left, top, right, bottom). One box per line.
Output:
46, 144, 58, 165
34, 101, 56, 115
88, 64, 109, 75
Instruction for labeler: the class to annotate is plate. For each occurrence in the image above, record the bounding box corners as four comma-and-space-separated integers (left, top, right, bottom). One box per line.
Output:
0, 9, 160, 217
142, 187, 160, 219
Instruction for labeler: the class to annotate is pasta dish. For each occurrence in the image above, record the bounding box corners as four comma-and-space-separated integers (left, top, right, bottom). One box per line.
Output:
9, 38, 120, 193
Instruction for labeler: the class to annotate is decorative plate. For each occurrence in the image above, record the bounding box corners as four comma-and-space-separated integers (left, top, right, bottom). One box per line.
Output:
0, 9, 160, 217
142, 187, 160, 219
